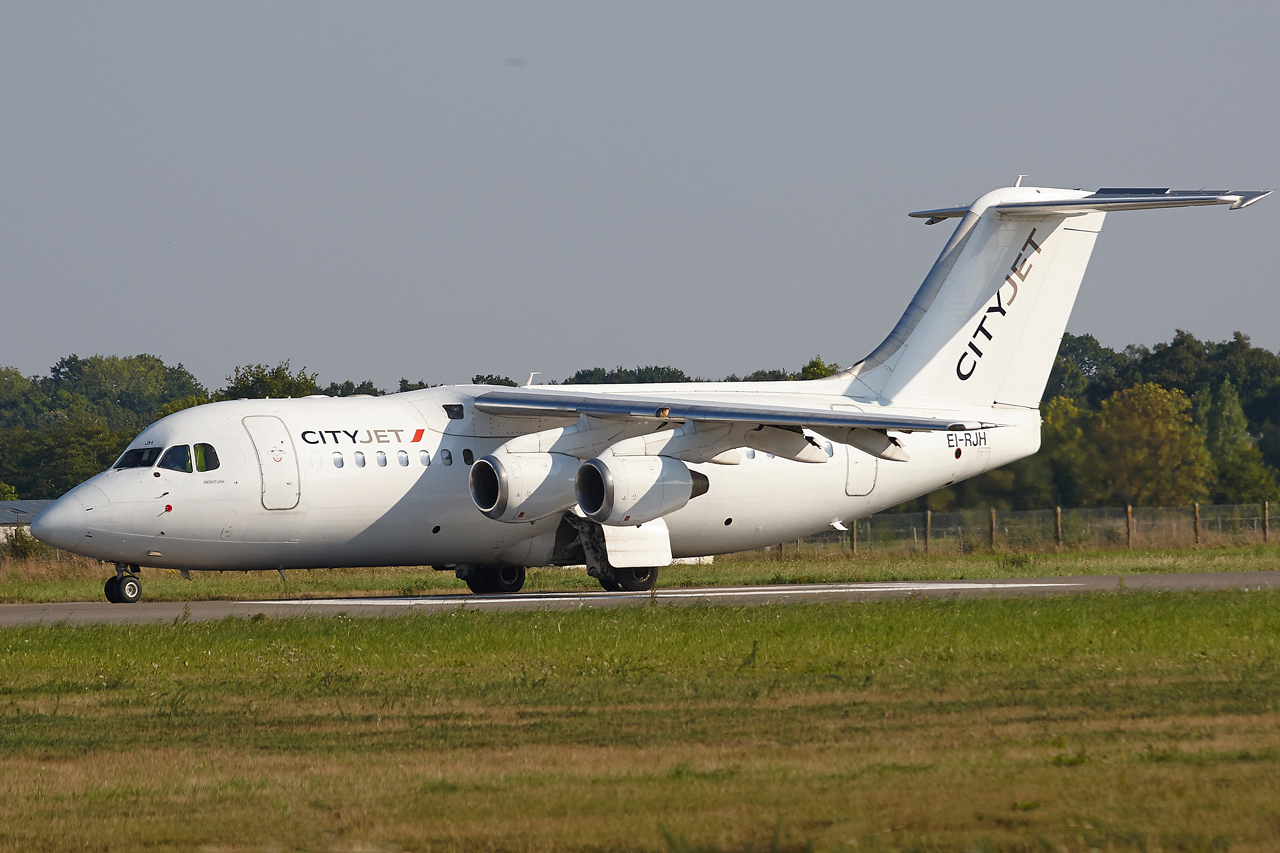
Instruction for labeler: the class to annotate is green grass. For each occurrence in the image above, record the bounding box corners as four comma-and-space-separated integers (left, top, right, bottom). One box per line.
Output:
5, 541, 1280, 604
2, 592, 1280, 850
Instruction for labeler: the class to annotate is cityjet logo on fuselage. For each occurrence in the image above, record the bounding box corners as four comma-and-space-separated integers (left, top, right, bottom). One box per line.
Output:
955, 228, 1040, 382
300, 429, 427, 445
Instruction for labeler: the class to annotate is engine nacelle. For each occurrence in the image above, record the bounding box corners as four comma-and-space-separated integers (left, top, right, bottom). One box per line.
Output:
575, 452, 708, 526
469, 451, 578, 522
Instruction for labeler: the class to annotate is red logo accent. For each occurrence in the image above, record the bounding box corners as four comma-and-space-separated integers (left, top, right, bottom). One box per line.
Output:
164, 505, 173, 513
411, 429, 425, 443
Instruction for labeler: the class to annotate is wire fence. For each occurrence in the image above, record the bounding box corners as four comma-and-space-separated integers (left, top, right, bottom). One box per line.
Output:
780, 502, 1274, 556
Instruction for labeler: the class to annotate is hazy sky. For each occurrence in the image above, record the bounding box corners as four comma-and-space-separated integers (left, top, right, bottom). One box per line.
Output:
3, 2, 1278, 391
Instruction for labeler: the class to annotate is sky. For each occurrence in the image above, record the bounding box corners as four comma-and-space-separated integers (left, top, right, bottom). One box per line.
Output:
3, 2, 1278, 392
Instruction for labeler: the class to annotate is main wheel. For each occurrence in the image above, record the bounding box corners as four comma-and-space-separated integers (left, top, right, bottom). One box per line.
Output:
596, 574, 621, 592
117, 575, 141, 604
491, 566, 526, 594
614, 567, 657, 592
464, 573, 494, 594
464, 566, 527, 595
104, 577, 120, 603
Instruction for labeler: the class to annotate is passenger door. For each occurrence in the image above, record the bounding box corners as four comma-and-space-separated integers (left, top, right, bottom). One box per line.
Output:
242, 416, 301, 510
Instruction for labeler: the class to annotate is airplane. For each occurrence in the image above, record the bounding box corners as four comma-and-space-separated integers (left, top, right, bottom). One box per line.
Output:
31, 183, 1270, 603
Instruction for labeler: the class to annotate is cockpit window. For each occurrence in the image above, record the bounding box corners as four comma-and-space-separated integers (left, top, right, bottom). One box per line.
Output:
194, 443, 220, 472
114, 447, 164, 469
158, 445, 193, 473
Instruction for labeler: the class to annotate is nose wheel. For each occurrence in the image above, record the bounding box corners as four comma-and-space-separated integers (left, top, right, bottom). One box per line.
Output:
104, 565, 142, 604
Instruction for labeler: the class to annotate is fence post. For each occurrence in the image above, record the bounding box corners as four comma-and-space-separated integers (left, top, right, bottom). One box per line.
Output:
1264, 501, 1269, 544
1055, 506, 1062, 550
1126, 504, 1133, 549
925, 510, 931, 554
1194, 502, 1200, 546
850, 522, 857, 554
989, 507, 997, 551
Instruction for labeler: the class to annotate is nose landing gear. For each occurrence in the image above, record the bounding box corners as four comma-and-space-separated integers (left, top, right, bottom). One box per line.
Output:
104, 564, 142, 604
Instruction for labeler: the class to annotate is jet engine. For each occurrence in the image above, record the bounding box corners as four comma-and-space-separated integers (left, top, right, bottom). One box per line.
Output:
469, 450, 578, 522
575, 452, 709, 526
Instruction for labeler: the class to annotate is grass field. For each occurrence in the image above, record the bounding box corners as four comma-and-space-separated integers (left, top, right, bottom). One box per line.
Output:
5, 541, 1280, 604
2, 591, 1280, 851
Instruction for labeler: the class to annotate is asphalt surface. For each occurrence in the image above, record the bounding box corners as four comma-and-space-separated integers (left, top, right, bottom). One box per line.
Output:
1, 570, 1278, 627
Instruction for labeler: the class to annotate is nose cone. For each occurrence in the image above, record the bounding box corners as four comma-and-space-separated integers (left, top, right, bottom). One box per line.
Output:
30, 483, 109, 551
30, 494, 86, 550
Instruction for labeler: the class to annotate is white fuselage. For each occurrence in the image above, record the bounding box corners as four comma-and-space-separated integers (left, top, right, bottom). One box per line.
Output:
32, 383, 1039, 572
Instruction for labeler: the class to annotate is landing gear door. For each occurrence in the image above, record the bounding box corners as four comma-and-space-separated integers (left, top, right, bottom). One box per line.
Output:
242, 416, 301, 510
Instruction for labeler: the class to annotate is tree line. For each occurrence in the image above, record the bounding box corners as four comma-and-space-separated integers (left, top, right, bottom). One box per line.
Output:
2, 334, 1276, 510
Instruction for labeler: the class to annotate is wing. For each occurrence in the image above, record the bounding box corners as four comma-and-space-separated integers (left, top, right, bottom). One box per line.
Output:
910, 187, 1272, 224
472, 388, 988, 433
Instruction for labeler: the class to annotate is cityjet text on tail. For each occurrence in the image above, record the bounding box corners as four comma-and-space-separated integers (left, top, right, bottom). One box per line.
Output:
31, 184, 1270, 602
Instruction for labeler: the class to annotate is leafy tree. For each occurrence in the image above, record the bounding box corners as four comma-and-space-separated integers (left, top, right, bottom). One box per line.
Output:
1192, 379, 1279, 503
564, 366, 693, 384
1090, 383, 1213, 506
156, 395, 210, 419
217, 362, 319, 400
724, 368, 791, 382
39, 354, 208, 431
471, 374, 518, 387
724, 356, 843, 383
398, 378, 434, 392
0, 481, 16, 501
1042, 333, 1129, 406
322, 380, 385, 397
1037, 395, 1101, 507
0, 417, 131, 499
0, 368, 47, 429
796, 356, 841, 380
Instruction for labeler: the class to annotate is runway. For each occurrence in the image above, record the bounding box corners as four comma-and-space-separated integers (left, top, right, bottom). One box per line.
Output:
2, 570, 1278, 627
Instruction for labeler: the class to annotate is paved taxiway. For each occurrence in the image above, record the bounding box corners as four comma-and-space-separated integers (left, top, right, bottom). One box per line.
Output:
2, 570, 1278, 627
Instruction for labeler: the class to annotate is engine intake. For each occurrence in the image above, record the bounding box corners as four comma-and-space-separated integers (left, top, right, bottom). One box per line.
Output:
469, 451, 578, 523
575, 452, 707, 526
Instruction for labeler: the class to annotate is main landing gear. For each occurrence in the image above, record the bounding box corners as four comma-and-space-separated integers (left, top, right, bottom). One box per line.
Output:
104, 563, 141, 604
457, 565, 526, 595
594, 566, 659, 592
562, 514, 660, 593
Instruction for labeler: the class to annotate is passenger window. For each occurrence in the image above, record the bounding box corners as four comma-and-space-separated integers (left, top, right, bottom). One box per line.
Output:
376, 451, 387, 467
158, 445, 193, 473
194, 443, 220, 472
440, 449, 453, 466
398, 450, 409, 467
419, 450, 431, 466
354, 451, 366, 468
462, 449, 474, 465
824, 442, 834, 457
114, 447, 164, 469
333, 452, 344, 468
744, 448, 756, 460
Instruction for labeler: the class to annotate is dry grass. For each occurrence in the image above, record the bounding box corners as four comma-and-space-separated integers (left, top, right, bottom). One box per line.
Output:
2, 593, 1279, 850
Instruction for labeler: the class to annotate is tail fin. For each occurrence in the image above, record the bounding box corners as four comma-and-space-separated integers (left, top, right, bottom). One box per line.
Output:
846, 186, 1269, 409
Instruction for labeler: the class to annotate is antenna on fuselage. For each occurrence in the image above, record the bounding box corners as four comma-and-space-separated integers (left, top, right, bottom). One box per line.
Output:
525, 372, 540, 386
1015, 174, 1028, 187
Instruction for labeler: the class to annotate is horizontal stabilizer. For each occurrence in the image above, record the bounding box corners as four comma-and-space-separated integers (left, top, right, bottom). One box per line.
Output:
473, 389, 992, 433
910, 188, 1271, 223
